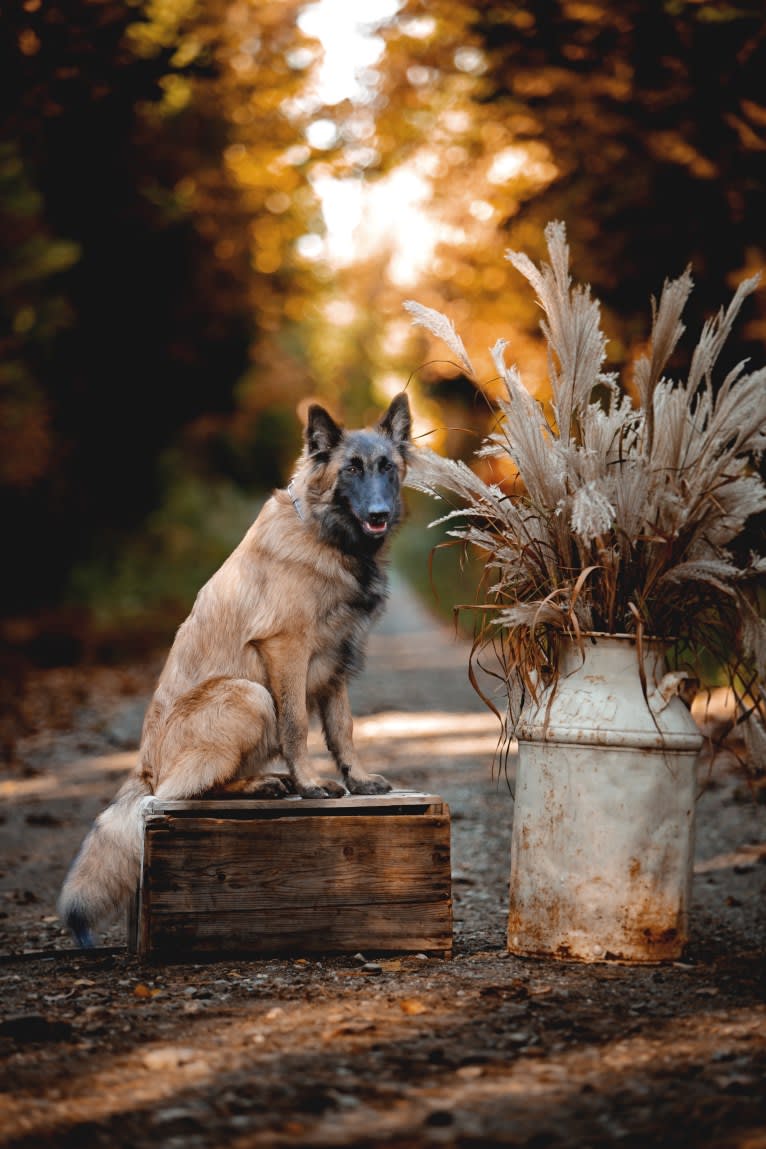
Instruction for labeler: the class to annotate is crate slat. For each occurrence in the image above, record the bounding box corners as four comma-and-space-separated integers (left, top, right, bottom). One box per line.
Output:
143, 790, 444, 818
142, 815, 450, 911
142, 901, 453, 957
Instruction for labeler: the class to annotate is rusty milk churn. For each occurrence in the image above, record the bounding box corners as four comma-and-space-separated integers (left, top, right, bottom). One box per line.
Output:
509, 634, 703, 963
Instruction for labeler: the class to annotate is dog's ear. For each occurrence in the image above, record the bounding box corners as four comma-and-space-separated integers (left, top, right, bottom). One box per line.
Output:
305, 404, 344, 457
378, 392, 411, 448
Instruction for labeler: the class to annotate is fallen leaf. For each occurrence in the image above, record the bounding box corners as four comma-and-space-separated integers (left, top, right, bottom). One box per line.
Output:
282, 1122, 305, 1136
133, 983, 161, 999
399, 998, 428, 1016
323, 1021, 377, 1041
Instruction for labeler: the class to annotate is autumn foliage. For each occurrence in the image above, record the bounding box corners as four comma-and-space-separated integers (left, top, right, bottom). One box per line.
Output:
1, 0, 763, 639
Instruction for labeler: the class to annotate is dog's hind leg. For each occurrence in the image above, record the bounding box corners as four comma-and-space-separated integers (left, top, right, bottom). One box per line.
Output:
213, 746, 297, 798
153, 678, 278, 800
206, 774, 294, 799
58, 678, 279, 946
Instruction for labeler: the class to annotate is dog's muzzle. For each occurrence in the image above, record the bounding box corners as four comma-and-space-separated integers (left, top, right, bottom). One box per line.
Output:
362, 511, 390, 536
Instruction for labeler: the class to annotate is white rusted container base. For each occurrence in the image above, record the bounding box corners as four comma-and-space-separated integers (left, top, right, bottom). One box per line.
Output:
509, 635, 702, 964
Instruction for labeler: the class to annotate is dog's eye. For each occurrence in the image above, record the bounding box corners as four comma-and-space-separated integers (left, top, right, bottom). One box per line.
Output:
378, 458, 392, 473
345, 461, 361, 475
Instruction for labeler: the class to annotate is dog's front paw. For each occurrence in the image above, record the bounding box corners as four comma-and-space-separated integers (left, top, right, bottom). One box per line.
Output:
344, 772, 392, 796
297, 779, 347, 799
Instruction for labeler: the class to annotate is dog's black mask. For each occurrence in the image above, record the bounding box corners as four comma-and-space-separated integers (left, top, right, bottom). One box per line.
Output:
333, 429, 403, 549
306, 394, 411, 556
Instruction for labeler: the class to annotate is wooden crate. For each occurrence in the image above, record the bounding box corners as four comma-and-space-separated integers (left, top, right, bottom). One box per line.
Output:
128, 791, 452, 960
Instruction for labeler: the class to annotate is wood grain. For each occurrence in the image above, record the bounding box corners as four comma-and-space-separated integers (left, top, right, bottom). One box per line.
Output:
142, 902, 453, 957
131, 798, 453, 959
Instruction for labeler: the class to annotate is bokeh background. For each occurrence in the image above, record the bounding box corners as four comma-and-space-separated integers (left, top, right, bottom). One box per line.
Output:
2, 0, 765, 671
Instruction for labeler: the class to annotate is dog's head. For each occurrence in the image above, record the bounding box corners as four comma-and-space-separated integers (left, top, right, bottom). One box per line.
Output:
298, 393, 412, 553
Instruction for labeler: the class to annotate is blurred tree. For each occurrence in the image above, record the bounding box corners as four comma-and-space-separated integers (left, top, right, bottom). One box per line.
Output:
1, 0, 237, 613
0, 0, 324, 620
2, 0, 764, 636
369, 0, 766, 393
480, 0, 766, 353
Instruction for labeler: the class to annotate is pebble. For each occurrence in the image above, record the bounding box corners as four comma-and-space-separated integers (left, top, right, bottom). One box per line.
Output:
142, 1046, 198, 1071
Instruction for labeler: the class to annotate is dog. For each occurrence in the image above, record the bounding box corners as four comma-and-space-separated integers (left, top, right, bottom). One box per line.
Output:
58, 393, 412, 946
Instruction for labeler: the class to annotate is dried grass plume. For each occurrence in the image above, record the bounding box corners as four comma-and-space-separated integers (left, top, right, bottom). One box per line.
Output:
405, 222, 766, 746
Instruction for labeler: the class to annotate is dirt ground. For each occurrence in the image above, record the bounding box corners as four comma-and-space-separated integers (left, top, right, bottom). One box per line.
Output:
0, 575, 764, 1149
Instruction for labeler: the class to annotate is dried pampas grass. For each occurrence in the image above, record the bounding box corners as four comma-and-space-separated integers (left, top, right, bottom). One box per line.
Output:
405, 221, 766, 742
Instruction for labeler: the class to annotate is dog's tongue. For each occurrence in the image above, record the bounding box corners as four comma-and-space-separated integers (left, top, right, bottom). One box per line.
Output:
365, 520, 388, 535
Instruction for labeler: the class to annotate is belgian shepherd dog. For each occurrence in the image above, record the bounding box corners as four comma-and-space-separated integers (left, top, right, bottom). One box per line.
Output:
58, 393, 412, 945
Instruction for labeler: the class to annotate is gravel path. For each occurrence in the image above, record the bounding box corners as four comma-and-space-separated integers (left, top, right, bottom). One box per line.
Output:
0, 573, 764, 1148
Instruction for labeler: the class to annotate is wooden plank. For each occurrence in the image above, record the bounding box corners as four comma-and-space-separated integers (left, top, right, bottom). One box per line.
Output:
144, 790, 444, 818
142, 815, 451, 912
142, 900, 453, 958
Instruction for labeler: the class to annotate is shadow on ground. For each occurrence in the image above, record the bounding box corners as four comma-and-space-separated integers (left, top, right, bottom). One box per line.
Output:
0, 575, 764, 1148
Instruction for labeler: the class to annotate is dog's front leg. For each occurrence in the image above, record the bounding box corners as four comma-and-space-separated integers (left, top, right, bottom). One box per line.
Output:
265, 640, 345, 799
320, 685, 392, 795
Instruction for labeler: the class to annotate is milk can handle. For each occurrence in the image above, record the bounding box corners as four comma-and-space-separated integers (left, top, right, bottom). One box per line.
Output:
647, 671, 694, 714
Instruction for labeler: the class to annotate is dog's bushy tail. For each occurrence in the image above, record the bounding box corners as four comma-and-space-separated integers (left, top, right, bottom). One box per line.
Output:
58, 775, 151, 947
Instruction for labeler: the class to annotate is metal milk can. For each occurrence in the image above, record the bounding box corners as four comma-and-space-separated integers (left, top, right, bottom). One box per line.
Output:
509, 634, 703, 962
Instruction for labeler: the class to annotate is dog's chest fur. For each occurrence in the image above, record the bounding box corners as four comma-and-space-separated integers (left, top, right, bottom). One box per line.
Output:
236, 503, 390, 698
305, 561, 386, 694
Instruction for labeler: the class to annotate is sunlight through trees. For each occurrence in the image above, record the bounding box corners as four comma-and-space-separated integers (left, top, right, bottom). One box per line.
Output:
1, 0, 764, 634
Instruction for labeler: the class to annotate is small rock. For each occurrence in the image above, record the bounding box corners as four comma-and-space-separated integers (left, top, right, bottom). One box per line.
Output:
143, 1046, 198, 1071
